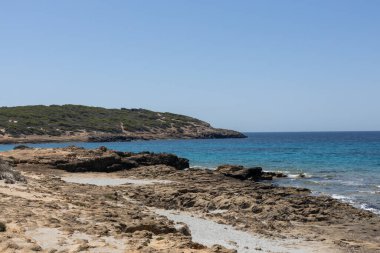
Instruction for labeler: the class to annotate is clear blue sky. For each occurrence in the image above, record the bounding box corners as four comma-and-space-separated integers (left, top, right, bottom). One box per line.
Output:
1, 1, 379, 132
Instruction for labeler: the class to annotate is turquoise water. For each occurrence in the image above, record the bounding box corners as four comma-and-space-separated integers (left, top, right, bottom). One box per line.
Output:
1, 131, 379, 214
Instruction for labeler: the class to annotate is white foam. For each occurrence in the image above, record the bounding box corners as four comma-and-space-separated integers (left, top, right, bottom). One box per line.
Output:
287, 173, 312, 179
331, 194, 354, 203
360, 204, 380, 215
329, 194, 380, 215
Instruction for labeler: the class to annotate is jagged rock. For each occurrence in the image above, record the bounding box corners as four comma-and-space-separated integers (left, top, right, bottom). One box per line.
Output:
262, 171, 287, 179
127, 153, 189, 170
13, 145, 33, 150
0, 159, 26, 183
117, 221, 177, 234
216, 165, 263, 181
176, 223, 192, 236
196, 131, 246, 139
56, 155, 123, 172
216, 165, 287, 181
2, 146, 189, 172
88, 135, 135, 142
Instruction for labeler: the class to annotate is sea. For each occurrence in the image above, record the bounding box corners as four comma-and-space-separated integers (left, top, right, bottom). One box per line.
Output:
1, 131, 379, 215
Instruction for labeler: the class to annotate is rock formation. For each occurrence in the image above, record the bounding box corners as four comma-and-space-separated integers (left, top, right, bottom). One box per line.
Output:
216, 164, 287, 181
3, 146, 190, 172
0, 147, 379, 252
0, 158, 26, 184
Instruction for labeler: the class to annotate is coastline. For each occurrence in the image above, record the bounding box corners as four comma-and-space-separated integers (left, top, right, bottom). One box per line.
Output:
0, 132, 247, 145
0, 146, 379, 252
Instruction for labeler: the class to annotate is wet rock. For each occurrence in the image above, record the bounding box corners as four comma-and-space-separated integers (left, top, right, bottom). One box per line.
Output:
196, 131, 246, 139
98, 146, 108, 152
216, 165, 263, 181
87, 135, 135, 142
13, 145, 33, 150
127, 152, 189, 170
216, 165, 287, 181
262, 171, 287, 179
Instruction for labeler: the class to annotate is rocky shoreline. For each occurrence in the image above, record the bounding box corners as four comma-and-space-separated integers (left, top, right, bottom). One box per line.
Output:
0, 147, 379, 252
0, 130, 247, 145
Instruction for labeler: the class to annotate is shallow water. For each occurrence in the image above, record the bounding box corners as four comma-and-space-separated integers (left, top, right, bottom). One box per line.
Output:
1, 131, 379, 214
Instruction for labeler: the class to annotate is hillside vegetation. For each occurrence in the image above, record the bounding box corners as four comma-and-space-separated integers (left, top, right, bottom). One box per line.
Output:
0, 105, 245, 142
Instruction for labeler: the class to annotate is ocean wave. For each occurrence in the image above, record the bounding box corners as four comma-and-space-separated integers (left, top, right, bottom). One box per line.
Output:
358, 190, 380, 195
318, 193, 380, 215
320, 179, 365, 187
303, 180, 328, 186
287, 173, 312, 179
360, 204, 380, 215
338, 180, 365, 186
331, 194, 354, 204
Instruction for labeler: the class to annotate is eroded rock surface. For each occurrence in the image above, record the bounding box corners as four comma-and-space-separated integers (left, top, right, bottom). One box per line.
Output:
0, 158, 26, 184
2, 146, 189, 172
216, 164, 287, 181
0, 147, 379, 252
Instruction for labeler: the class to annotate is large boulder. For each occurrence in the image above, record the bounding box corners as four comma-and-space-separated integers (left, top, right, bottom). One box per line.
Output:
13, 145, 33, 150
216, 165, 263, 180
55, 155, 136, 172
216, 165, 287, 181
2, 146, 190, 173
0, 158, 26, 184
127, 153, 189, 170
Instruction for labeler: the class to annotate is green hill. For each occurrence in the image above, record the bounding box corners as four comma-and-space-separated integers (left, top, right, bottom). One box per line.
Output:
0, 105, 245, 143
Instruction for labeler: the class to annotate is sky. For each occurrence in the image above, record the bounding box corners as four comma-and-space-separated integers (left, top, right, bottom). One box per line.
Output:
1, 1, 379, 132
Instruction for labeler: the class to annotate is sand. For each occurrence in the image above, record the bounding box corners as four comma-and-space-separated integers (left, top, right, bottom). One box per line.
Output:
154, 209, 336, 253
62, 175, 172, 186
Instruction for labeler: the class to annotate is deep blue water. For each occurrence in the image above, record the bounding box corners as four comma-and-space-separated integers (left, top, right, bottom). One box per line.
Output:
1, 132, 379, 214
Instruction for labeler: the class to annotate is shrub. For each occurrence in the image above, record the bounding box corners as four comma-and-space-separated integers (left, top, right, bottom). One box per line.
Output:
0, 105, 208, 136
